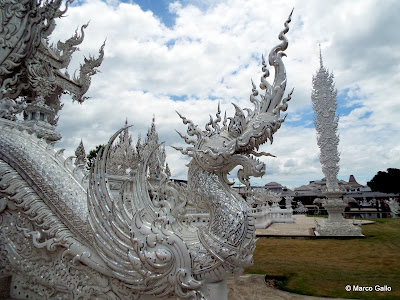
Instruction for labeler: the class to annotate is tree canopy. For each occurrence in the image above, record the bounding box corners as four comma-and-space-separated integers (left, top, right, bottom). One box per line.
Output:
86, 144, 105, 171
367, 168, 400, 194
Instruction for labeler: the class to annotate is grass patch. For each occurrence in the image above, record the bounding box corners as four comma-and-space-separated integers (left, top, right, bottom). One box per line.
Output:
245, 218, 400, 299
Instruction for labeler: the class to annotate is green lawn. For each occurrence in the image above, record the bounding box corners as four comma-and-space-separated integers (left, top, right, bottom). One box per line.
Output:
245, 218, 400, 299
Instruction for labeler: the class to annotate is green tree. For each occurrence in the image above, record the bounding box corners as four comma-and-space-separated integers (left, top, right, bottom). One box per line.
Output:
367, 168, 400, 194
86, 144, 105, 171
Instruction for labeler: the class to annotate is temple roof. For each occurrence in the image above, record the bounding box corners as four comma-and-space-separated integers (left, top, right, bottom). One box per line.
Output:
294, 185, 312, 191
348, 175, 363, 187
264, 181, 283, 188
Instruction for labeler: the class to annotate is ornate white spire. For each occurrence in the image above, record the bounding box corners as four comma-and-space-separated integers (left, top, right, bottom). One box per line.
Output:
311, 47, 340, 192
311, 49, 363, 236
145, 116, 167, 179
74, 139, 87, 167
107, 119, 137, 175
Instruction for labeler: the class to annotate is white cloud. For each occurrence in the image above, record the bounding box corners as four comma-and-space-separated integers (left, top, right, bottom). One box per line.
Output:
50, 0, 400, 188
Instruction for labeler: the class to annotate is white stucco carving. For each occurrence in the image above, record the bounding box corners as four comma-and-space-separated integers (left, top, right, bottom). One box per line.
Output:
0, 0, 104, 142
0, 2, 295, 299
386, 198, 399, 217
312, 49, 362, 236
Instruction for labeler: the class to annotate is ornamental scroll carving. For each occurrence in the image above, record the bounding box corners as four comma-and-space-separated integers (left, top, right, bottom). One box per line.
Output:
0, 2, 295, 298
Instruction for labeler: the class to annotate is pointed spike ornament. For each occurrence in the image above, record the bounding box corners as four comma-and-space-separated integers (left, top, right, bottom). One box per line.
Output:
175, 111, 203, 139
175, 129, 196, 145
215, 102, 221, 125
259, 55, 271, 94
228, 103, 246, 137
171, 145, 193, 157
222, 111, 227, 129
273, 87, 294, 115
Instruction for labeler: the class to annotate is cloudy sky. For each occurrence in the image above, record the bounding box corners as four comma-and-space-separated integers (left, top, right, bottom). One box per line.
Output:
50, 0, 400, 189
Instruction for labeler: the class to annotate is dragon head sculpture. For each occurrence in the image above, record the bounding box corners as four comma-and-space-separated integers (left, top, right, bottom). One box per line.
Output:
174, 10, 294, 189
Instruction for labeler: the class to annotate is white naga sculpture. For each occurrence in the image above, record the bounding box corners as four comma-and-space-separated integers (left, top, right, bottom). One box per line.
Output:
311, 48, 362, 236
0, 1, 294, 299
386, 199, 400, 218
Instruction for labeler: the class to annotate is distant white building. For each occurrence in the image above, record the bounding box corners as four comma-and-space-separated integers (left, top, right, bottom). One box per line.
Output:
233, 181, 292, 199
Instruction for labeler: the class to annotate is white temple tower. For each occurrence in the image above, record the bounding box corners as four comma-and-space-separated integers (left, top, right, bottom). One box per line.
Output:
312, 47, 363, 236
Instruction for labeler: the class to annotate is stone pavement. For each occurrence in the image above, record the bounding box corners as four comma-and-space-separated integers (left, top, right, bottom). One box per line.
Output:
256, 215, 375, 237
227, 274, 348, 300
256, 215, 316, 236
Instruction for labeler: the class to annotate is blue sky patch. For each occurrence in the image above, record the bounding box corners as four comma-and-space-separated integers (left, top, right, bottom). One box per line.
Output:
169, 94, 187, 101
165, 39, 176, 48
336, 88, 364, 117
134, 0, 177, 28
285, 108, 315, 128
92, 0, 178, 28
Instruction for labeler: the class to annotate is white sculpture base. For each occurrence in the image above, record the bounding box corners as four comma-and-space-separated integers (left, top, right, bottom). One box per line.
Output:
184, 208, 294, 230
138, 280, 228, 300
269, 207, 294, 224
314, 198, 363, 237
251, 207, 294, 229
9, 274, 227, 300
199, 280, 228, 300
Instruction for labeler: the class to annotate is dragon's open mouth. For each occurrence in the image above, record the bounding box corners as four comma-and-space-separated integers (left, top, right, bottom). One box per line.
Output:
240, 152, 266, 173
232, 152, 267, 188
